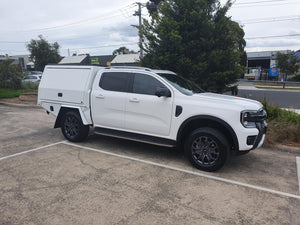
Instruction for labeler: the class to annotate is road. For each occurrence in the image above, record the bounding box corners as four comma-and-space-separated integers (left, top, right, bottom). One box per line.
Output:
1, 104, 300, 224
234, 81, 300, 109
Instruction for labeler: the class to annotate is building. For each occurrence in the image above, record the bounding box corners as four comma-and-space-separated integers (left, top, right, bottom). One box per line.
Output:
0, 55, 30, 72
58, 54, 140, 67
247, 50, 289, 69
246, 50, 289, 80
110, 53, 140, 66
90, 55, 116, 67
59, 54, 90, 65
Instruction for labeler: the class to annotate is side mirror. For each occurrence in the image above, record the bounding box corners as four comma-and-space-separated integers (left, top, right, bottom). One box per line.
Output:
155, 87, 171, 97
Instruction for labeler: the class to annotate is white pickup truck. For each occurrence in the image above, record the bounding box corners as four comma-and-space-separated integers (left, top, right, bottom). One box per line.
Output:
38, 65, 267, 171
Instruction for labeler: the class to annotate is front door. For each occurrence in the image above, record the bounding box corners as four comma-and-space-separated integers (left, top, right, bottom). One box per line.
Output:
125, 73, 174, 136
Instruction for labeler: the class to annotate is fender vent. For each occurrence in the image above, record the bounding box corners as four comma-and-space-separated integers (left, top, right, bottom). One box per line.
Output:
175, 106, 182, 117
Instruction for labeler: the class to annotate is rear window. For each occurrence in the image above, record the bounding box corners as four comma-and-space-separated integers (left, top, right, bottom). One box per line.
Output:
99, 72, 131, 92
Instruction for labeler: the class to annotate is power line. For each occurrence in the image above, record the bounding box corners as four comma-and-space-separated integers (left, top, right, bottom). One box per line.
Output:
0, 3, 136, 35
245, 33, 300, 40
240, 15, 300, 24
62, 42, 139, 51
232, 0, 300, 7
234, 0, 286, 5
0, 41, 27, 44
0, 42, 139, 54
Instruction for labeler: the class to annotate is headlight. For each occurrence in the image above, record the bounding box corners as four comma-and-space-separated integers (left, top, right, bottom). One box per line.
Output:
241, 108, 267, 128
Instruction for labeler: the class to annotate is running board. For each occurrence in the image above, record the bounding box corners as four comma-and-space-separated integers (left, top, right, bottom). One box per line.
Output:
94, 127, 176, 148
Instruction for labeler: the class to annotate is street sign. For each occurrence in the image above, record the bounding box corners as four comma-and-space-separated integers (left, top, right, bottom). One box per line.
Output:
269, 67, 278, 77
91, 57, 99, 64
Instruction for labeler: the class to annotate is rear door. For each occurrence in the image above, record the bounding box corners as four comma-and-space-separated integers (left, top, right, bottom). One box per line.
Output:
91, 71, 131, 129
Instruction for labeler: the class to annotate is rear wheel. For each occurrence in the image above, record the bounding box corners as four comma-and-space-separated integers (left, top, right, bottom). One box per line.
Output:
185, 127, 230, 172
61, 111, 89, 142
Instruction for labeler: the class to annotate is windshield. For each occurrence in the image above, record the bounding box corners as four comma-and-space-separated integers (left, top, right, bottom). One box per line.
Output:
157, 73, 205, 95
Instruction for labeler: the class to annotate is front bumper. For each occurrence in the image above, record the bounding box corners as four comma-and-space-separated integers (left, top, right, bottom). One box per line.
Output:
250, 120, 268, 150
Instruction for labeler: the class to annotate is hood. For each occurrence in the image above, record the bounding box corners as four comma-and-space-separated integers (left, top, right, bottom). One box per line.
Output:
193, 92, 263, 111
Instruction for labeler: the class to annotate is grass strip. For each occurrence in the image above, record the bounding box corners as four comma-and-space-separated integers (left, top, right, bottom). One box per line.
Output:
0, 89, 36, 99
255, 86, 300, 91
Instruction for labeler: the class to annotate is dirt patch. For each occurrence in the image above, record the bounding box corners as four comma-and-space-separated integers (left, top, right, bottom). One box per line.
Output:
0, 92, 37, 105
263, 122, 300, 148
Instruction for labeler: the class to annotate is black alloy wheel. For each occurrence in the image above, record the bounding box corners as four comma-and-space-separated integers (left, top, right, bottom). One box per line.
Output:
191, 136, 220, 167
61, 111, 89, 142
185, 127, 229, 172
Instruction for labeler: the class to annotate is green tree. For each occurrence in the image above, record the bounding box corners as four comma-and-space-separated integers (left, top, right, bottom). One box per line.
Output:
0, 59, 23, 89
27, 35, 61, 71
146, 0, 165, 15
276, 51, 299, 79
112, 47, 136, 55
140, 0, 246, 93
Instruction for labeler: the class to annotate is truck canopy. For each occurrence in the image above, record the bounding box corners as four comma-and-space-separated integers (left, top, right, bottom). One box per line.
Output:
38, 65, 103, 105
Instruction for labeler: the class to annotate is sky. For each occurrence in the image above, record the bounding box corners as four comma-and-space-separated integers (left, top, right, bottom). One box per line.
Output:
0, 0, 299, 57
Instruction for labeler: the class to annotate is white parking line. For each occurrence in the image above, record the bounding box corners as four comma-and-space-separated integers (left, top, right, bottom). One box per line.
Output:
0, 141, 66, 161
63, 142, 300, 200
297, 157, 300, 193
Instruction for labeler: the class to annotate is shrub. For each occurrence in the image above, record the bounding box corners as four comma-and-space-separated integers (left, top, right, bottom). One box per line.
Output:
21, 81, 39, 90
0, 59, 23, 89
262, 100, 300, 124
288, 74, 300, 82
261, 100, 300, 146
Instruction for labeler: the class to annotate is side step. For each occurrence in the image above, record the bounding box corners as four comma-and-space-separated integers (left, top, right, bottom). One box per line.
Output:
94, 127, 176, 148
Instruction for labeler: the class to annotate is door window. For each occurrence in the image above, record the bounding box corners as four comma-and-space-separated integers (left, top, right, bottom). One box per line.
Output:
100, 72, 131, 92
133, 73, 167, 95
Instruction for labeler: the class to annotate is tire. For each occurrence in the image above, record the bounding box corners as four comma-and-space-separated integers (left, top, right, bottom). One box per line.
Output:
184, 127, 230, 172
61, 111, 89, 142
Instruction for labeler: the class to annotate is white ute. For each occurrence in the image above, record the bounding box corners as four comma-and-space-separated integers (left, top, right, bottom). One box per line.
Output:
38, 65, 267, 171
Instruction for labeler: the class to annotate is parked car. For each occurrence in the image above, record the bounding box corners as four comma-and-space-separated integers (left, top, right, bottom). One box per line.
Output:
22, 74, 42, 83
38, 65, 267, 172
29, 71, 43, 75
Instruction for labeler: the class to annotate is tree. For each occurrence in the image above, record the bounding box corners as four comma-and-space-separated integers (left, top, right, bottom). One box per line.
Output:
112, 47, 136, 55
0, 59, 22, 89
140, 0, 246, 93
27, 35, 61, 71
276, 51, 299, 77
146, 0, 165, 15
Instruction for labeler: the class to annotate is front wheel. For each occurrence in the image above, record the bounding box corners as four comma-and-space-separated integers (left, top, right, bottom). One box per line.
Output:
61, 111, 89, 142
185, 128, 230, 172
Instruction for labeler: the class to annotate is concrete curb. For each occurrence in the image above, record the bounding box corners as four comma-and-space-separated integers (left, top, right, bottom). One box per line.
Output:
263, 145, 300, 155
0, 101, 41, 109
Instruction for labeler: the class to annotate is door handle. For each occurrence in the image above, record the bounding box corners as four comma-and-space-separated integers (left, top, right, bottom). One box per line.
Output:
129, 98, 139, 103
96, 94, 104, 99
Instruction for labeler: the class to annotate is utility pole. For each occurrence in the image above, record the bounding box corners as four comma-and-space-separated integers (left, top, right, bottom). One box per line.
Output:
133, 2, 143, 58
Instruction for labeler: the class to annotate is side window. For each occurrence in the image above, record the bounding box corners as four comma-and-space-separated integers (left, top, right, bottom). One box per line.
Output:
133, 73, 166, 95
99, 72, 131, 92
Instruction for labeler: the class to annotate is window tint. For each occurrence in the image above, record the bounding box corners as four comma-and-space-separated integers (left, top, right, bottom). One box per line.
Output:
133, 73, 166, 95
100, 72, 131, 92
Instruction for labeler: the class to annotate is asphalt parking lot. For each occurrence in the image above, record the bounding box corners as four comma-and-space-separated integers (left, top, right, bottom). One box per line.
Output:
1, 104, 300, 225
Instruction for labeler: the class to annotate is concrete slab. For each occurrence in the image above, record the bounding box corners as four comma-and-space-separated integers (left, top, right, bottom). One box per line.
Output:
1, 143, 300, 225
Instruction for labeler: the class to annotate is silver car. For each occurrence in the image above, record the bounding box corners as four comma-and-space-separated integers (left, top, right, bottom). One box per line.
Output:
22, 74, 42, 83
